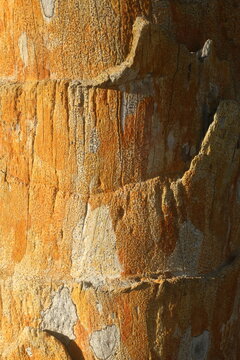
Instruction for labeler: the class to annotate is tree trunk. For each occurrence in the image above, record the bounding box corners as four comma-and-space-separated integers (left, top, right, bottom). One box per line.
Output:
1, 1, 240, 359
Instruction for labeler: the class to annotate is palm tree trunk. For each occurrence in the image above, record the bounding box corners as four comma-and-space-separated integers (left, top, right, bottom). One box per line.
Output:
0, 1, 240, 359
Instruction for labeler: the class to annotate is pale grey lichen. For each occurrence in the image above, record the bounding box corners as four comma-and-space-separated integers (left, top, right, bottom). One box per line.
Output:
89, 325, 120, 360
18, 33, 29, 67
191, 331, 210, 360
40, 287, 77, 340
89, 128, 100, 153
40, 0, 56, 19
167, 220, 204, 275
71, 204, 122, 287
178, 328, 210, 360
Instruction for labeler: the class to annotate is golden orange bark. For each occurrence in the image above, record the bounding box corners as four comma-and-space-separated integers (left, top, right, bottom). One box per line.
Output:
0, 1, 240, 359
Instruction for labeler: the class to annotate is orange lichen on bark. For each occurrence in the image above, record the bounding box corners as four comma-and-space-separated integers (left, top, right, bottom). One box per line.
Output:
1, 1, 240, 359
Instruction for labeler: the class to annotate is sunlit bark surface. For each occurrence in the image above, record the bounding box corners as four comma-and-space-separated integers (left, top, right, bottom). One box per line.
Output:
0, 1, 240, 359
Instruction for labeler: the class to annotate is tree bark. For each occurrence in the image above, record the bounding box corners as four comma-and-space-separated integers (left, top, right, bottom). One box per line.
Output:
0, 1, 240, 359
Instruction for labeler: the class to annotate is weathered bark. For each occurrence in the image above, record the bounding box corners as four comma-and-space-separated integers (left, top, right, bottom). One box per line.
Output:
0, 1, 240, 359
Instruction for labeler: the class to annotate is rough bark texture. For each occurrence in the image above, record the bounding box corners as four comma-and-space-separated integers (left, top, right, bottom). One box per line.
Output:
0, 1, 240, 359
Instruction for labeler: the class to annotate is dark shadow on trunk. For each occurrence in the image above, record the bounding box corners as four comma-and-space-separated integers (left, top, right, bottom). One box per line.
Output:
44, 330, 85, 360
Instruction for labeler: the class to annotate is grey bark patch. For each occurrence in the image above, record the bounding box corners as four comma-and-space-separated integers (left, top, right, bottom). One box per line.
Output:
178, 328, 210, 360
167, 220, 203, 275
89, 128, 100, 153
182, 143, 196, 161
120, 78, 153, 132
167, 131, 176, 151
89, 325, 120, 360
182, 143, 191, 162
71, 205, 122, 287
191, 331, 210, 360
121, 92, 140, 131
40, 287, 77, 340
18, 33, 28, 67
40, 0, 56, 19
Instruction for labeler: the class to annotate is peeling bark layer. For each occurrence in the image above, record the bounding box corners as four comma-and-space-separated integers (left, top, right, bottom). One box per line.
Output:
0, 1, 240, 359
